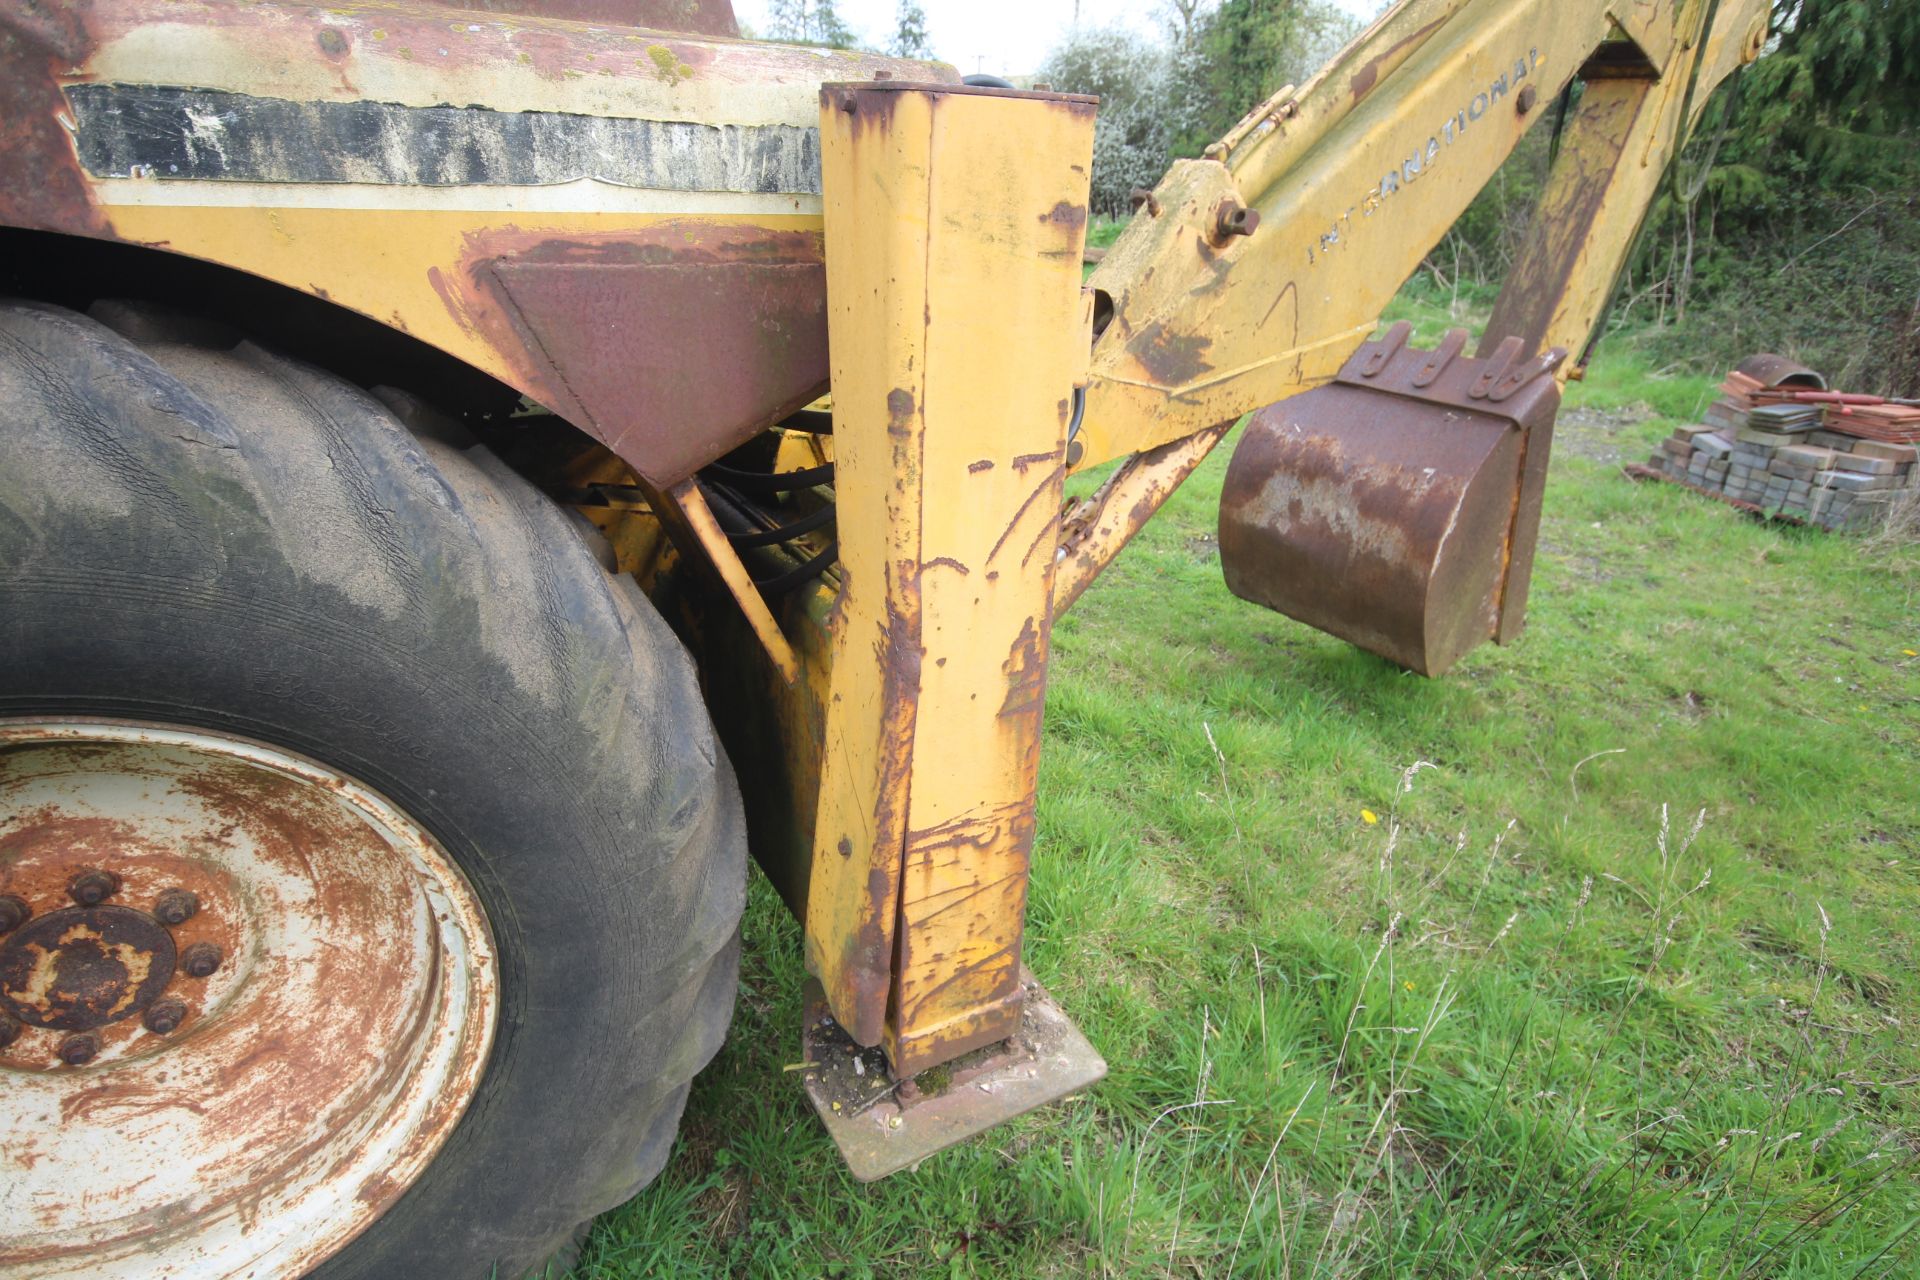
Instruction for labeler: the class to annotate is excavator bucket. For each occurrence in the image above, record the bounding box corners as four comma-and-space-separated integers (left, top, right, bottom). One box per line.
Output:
1219, 323, 1567, 677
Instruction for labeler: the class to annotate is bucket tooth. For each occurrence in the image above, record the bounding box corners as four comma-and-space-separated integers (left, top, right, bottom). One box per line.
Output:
1219, 323, 1566, 677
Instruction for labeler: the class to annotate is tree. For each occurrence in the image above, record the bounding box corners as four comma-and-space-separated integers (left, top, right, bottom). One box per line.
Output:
889, 1, 932, 60
1730, 0, 1920, 182
1187, 0, 1358, 145
766, 0, 859, 50
1037, 29, 1174, 215
1038, 6, 1362, 214
1162, 0, 1207, 49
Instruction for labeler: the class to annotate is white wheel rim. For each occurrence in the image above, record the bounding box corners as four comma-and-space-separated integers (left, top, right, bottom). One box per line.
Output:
0, 720, 498, 1279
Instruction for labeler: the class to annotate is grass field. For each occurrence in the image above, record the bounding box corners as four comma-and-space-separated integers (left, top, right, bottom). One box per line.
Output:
573, 286, 1920, 1278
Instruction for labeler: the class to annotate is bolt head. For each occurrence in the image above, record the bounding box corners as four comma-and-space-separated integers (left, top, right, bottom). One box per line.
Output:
0, 894, 28, 935
67, 869, 122, 907
0, 1012, 22, 1050
1212, 199, 1260, 243
153, 888, 200, 926
143, 998, 188, 1035
58, 1034, 99, 1066
181, 942, 223, 979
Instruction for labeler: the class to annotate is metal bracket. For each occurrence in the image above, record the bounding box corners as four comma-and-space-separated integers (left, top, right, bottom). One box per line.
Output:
798, 968, 1106, 1181
662, 478, 801, 684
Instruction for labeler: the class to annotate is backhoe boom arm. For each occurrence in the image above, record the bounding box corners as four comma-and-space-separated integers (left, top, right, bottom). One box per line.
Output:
1074, 0, 1770, 476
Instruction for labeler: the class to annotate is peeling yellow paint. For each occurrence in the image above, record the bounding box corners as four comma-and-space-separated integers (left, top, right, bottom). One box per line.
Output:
811, 84, 1094, 1074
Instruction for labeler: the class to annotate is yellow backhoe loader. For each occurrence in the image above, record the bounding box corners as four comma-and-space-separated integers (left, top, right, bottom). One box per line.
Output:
0, 0, 1769, 1273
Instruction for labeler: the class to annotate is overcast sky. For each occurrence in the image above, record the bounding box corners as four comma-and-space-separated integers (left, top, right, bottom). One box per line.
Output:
732, 0, 1387, 79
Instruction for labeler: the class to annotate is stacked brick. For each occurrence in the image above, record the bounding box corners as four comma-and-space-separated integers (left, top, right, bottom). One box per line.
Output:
1642, 370, 1919, 531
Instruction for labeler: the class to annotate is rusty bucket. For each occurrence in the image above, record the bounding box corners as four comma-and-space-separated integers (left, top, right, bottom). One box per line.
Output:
1219, 323, 1565, 677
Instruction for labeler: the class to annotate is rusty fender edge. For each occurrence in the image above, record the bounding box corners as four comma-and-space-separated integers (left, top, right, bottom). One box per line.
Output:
0, 0, 951, 489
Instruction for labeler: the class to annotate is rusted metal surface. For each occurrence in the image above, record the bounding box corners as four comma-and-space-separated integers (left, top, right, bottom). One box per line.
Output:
152, 887, 199, 926
0, 0, 950, 492
178, 940, 224, 979
665, 477, 803, 682
0, 905, 177, 1031
0, 5, 105, 236
1219, 322, 1564, 676
799, 968, 1106, 1182
439, 0, 739, 37
0, 720, 496, 1280
57, 1035, 98, 1065
1735, 353, 1828, 392
1212, 198, 1261, 243
142, 997, 186, 1035
44, 0, 929, 132
810, 81, 1095, 1077
1479, 75, 1654, 361
1078, 0, 1768, 472
1053, 420, 1234, 613
472, 225, 831, 487
65, 868, 120, 906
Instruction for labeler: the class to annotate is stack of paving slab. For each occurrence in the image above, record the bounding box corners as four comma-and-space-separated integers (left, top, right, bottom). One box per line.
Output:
1644, 371, 1919, 531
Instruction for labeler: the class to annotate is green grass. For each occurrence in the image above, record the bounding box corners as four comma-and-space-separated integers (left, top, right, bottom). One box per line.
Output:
574, 289, 1920, 1278
1088, 215, 1128, 253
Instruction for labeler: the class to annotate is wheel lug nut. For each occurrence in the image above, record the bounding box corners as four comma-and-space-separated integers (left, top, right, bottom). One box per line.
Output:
181, 942, 224, 979
153, 888, 200, 926
0, 1012, 22, 1050
143, 998, 188, 1035
0, 894, 28, 934
58, 1034, 99, 1066
68, 869, 122, 907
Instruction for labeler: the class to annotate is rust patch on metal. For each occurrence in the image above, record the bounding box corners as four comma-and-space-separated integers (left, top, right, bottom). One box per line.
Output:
1348, 14, 1449, 104
985, 461, 1066, 565
0, 802, 250, 1071
1734, 353, 1826, 391
87, 2, 861, 95
445, 0, 739, 37
1039, 199, 1088, 230
828, 81, 1096, 137
886, 387, 916, 427
903, 801, 1035, 863
1129, 320, 1214, 386
1481, 81, 1645, 359
0, 3, 106, 236
1054, 421, 1233, 612
0, 906, 177, 1031
998, 616, 1048, 727
1219, 323, 1564, 676
834, 865, 897, 1045
460, 222, 831, 487
887, 976, 1025, 1077
798, 968, 1105, 1181
0, 725, 497, 1274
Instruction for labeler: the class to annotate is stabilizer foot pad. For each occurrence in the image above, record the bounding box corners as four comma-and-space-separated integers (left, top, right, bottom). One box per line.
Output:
799, 969, 1106, 1181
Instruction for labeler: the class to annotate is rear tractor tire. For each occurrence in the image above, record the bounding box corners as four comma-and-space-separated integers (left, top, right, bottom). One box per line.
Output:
0, 300, 746, 1279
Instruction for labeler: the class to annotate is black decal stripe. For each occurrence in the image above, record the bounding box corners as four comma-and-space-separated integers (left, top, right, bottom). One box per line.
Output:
64, 84, 822, 195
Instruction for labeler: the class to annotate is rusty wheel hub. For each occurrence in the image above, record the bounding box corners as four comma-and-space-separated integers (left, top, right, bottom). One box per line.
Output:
0, 720, 498, 1279
0, 903, 178, 1030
